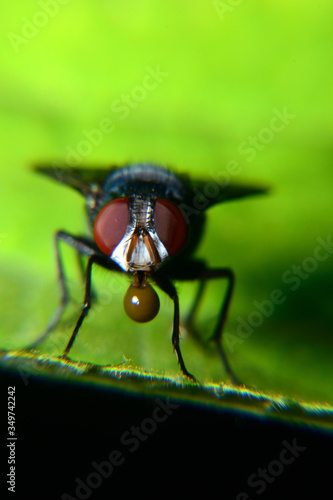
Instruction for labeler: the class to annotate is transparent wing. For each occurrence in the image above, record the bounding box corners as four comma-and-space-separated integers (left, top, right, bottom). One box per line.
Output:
183, 177, 269, 210
34, 165, 118, 196
35, 164, 269, 207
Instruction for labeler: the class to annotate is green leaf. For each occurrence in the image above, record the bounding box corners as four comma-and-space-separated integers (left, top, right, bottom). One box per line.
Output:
2, 349, 333, 432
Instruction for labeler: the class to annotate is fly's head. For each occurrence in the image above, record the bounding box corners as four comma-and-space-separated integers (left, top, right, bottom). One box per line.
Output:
93, 194, 188, 323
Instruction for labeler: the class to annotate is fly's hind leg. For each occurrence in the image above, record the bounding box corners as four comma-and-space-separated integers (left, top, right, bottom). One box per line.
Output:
170, 261, 241, 385
196, 268, 240, 385
25, 231, 97, 353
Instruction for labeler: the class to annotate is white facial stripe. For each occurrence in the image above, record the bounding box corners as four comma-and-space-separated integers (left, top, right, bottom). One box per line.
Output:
111, 227, 168, 272
110, 198, 168, 272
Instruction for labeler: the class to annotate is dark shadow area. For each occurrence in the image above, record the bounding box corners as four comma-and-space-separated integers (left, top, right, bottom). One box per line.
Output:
242, 261, 333, 342
1, 367, 332, 499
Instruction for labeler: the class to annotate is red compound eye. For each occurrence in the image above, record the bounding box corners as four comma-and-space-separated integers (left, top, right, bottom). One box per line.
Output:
154, 198, 188, 256
93, 198, 129, 255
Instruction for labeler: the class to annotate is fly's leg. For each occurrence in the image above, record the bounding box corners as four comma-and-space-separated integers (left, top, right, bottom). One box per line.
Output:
25, 231, 97, 352
208, 269, 239, 384
189, 267, 240, 385
154, 274, 196, 382
62, 256, 94, 357
183, 280, 207, 344
166, 261, 241, 385
76, 250, 98, 301
185, 280, 206, 327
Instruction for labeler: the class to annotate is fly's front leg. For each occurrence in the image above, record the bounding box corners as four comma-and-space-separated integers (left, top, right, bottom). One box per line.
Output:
170, 261, 240, 385
154, 274, 196, 382
26, 231, 97, 352
62, 256, 95, 357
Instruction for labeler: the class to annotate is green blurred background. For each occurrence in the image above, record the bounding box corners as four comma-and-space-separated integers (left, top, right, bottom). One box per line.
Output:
1, 1, 332, 405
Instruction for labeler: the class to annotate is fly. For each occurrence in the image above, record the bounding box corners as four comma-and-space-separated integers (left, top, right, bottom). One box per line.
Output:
28, 163, 267, 383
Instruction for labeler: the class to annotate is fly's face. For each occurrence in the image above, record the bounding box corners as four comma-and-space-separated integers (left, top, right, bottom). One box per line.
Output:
93, 195, 188, 273
93, 191, 188, 323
